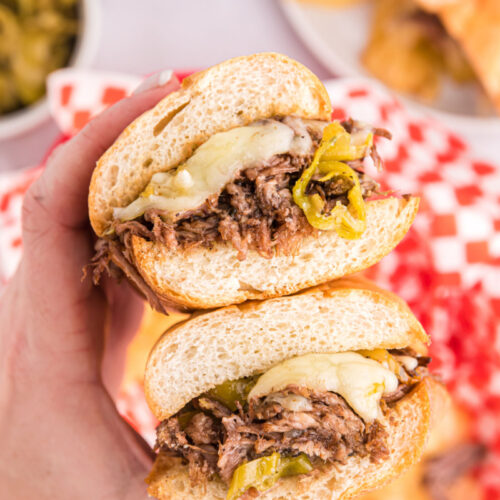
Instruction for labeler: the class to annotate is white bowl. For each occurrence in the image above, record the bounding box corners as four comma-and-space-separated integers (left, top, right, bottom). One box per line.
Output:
0, 0, 101, 141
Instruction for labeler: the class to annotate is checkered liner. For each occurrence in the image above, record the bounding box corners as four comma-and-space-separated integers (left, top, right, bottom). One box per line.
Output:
0, 69, 498, 498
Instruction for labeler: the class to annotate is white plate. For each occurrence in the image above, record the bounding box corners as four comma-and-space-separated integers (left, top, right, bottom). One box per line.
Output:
280, 0, 500, 162
0, 0, 101, 141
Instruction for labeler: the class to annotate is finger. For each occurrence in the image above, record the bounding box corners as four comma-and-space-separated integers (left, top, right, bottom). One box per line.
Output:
121, 417, 156, 462
27, 74, 180, 230
2, 379, 154, 499
16, 75, 179, 381
133, 69, 174, 95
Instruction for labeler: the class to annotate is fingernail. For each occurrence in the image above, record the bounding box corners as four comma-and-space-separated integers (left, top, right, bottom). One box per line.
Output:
133, 69, 174, 95
157, 69, 173, 86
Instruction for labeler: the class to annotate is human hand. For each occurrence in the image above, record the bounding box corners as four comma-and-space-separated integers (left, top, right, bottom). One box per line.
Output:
0, 71, 179, 500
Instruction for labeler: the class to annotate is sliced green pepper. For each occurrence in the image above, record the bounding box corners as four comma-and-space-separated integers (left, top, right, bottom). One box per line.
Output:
292, 122, 372, 239
279, 453, 314, 477
227, 453, 313, 500
205, 376, 258, 412
177, 410, 198, 430
319, 122, 372, 162
357, 348, 400, 375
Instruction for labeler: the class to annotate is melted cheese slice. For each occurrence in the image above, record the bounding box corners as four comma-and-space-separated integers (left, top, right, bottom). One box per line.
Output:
114, 120, 301, 221
248, 352, 399, 422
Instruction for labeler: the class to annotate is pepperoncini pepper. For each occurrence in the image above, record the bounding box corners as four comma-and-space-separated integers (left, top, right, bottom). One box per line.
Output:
292, 122, 372, 239
358, 348, 401, 376
205, 376, 258, 412
226, 453, 313, 500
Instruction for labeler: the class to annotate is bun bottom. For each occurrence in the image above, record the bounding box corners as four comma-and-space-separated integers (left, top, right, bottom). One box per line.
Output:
146, 378, 437, 500
132, 197, 419, 311
359, 382, 480, 500
132, 197, 419, 309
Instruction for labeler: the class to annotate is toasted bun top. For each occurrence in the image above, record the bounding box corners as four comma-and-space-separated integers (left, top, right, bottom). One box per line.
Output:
145, 277, 428, 421
88, 53, 332, 236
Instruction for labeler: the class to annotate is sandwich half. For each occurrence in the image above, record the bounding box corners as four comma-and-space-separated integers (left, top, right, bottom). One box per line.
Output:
359, 381, 486, 500
88, 53, 418, 312
145, 277, 437, 500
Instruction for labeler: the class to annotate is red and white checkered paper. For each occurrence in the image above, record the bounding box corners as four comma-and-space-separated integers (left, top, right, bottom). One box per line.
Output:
0, 69, 499, 498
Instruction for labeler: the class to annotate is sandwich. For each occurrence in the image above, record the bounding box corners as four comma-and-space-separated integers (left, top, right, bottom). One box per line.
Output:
87, 53, 419, 312
359, 382, 486, 500
416, 0, 500, 112
144, 277, 438, 499
362, 0, 500, 112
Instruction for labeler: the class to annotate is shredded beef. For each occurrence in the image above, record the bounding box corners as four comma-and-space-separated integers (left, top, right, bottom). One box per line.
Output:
139, 150, 380, 261
185, 413, 220, 445
383, 348, 431, 403
218, 414, 257, 483
156, 417, 218, 484
87, 237, 167, 312
88, 119, 389, 300
85, 236, 175, 313
156, 351, 430, 486
153, 152, 320, 261
156, 386, 389, 486
197, 397, 232, 418
244, 385, 387, 469
157, 386, 387, 486
382, 384, 416, 404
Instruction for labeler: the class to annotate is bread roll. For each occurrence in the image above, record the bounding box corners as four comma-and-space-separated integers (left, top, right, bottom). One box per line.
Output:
145, 278, 434, 500
88, 53, 418, 311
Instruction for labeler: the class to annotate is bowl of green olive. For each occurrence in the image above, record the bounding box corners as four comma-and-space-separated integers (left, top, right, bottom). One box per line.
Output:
0, 0, 100, 139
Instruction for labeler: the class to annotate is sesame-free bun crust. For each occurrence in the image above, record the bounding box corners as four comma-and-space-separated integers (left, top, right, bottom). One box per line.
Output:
132, 196, 419, 311
144, 276, 428, 421
89, 53, 332, 236
359, 382, 483, 500
88, 52, 418, 312
146, 378, 437, 500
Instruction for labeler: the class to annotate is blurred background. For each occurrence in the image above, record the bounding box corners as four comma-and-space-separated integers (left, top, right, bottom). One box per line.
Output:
0, 1, 499, 499
2, 0, 500, 171
1, 0, 329, 170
